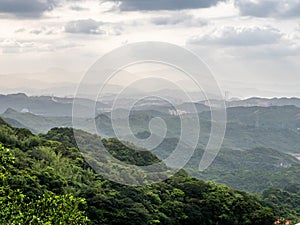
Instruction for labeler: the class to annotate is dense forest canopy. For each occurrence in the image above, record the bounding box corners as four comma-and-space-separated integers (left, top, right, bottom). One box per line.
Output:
0, 117, 299, 224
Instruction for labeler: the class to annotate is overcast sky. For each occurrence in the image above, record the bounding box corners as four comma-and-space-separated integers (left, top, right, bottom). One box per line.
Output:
0, 0, 299, 98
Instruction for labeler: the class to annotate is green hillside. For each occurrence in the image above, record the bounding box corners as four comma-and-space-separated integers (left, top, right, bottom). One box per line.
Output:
0, 118, 298, 224
1, 108, 72, 133
187, 147, 300, 194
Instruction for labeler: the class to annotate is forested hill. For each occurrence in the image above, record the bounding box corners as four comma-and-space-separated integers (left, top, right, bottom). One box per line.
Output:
0, 117, 299, 225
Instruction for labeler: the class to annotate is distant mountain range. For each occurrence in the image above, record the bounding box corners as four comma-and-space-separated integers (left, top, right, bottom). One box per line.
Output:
0, 93, 109, 117
226, 97, 300, 108
1, 93, 300, 117
1, 93, 300, 195
2, 100, 300, 154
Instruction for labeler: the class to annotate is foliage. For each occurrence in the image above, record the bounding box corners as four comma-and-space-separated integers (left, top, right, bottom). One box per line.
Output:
0, 119, 298, 224
0, 142, 89, 224
262, 188, 300, 223
187, 147, 300, 194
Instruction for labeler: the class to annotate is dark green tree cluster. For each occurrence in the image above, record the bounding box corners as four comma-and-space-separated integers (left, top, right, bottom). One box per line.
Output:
262, 187, 300, 222
0, 143, 89, 224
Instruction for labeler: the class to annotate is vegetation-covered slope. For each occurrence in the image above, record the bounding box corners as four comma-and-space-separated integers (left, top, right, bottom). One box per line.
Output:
187, 147, 300, 194
1, 118, 298, 224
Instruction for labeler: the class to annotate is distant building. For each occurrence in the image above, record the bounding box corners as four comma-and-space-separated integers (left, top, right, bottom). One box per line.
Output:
21, 108, 29, 113
168, 109, 187, 116
274, 219, 293, 225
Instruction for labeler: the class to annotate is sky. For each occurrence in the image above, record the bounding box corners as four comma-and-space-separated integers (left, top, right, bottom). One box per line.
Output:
0, 0, 299, 98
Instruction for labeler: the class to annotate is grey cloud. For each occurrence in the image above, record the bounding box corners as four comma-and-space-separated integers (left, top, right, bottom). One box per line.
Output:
151, 13, 208, 26
15, 28, 26, 33
69, 5, 89, 11
188, 26, 282, 46
235, 0, 300, 18
107, 0, 225, 11
30, 29, 43, 35
30, 28, 56, 35
64, 19, 105, 35
0, 0, 55, 18
64, 19, 123, 35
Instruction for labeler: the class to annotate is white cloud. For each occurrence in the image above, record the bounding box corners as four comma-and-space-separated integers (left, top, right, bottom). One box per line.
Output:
0, 39, 49, 53
0, 38, 83, 54
188, 26, 282, 46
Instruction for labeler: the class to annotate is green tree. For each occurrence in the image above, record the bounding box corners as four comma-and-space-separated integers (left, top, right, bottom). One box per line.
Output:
0, 143, 90, 224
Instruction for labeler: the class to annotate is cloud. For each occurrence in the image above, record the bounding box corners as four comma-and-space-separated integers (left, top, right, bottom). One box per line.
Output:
151, 13, 208, 27
0, 0, 56, 18
0, 39, 48, 53
64, 19, 105, 35
64, 19, 123, 35
235, 0, 300, 18
217, 41, 300, 59
0, 39, 82, 54
14, 26, 61, 36
188, 26, 282, 46
15, 28, 26, 33
69, 5, 89, 11
242, 45, 300, 58
107, 0, 225, 11
30, 29, 43, 35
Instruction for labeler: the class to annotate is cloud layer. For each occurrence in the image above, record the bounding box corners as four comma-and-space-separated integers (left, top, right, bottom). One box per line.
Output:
107, 0, 225, 11
235, 0, 300, 18
188, 27, 283, 46
0, 0, 55, 18
64, 19, 105, 34
151, 13, 207, 27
